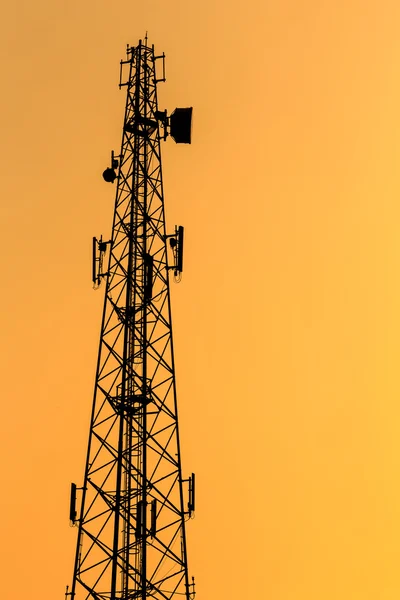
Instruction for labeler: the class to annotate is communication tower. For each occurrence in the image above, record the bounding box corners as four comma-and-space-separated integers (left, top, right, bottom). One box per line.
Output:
66, 39, 195, 600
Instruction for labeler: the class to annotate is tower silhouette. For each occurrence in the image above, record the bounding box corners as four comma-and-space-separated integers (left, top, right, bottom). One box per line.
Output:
66, 39, 195, 600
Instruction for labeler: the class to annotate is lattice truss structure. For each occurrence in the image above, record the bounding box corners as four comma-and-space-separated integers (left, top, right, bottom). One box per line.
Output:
69, 41, 192, 600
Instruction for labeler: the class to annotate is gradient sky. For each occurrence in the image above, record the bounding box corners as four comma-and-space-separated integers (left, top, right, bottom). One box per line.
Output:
2, 1, 400, 598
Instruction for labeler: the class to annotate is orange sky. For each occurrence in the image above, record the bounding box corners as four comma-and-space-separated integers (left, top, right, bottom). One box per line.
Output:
2, 1, 400, 598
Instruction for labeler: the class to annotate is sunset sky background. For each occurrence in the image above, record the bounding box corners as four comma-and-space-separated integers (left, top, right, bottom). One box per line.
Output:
2, 1, 400, 598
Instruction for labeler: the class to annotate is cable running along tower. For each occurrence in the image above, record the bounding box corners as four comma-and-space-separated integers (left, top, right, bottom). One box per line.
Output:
66, 40, 195, 600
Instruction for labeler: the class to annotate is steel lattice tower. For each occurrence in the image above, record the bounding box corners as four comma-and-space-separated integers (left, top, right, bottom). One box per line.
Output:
66, 40, 195, 600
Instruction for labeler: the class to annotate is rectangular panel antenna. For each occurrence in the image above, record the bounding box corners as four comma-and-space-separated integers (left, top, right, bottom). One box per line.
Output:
150, 499, 157, 537
188, 473, 195, 516
92, 238, 97, 285
176, 226, 184, 274
69, 483, 77, 524
135, 501, 144, 539
144, 254, 154, 303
